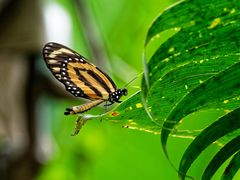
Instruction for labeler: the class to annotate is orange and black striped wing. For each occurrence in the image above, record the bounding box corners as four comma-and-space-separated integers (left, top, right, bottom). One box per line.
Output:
43, 42, 117, 100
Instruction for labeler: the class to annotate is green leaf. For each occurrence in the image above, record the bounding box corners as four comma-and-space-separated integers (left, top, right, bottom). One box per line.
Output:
221, 151, 240, 180
160, 61, 240, 147
98, 91, 201, 137
141, 0, 240, 178
178, 108, 240, 179
143, 0, 240, 151
101, 91, 162, 134
145, 0, 240, 46
202, 136, 240, 180
79, 91, 203, 138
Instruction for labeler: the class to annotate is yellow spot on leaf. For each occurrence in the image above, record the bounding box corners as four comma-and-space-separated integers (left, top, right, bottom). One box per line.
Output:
174, 27, 181, 31
129, 122, 137, 125
208, 18, 221, 29
199, 80, 204, 84
185, 85, 188, 90
190, 20, 195, 25
110, 111, 119, 117
148, 107, 152, 112
174, 52, 181, 57
163, 58, 170, 62
136, 103, 143, 108
125, 106, 133, 112
168, 47, 175, 53
224, 109, 231, 113
199, 60, 204, 63
230, 9, 236, 14
223, 100, 229, 104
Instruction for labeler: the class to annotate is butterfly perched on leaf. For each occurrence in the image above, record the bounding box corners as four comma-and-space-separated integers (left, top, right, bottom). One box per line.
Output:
43, 42, 127, 115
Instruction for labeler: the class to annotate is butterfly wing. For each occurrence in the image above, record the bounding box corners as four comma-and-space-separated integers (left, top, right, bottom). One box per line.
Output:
43, 42, 117, 100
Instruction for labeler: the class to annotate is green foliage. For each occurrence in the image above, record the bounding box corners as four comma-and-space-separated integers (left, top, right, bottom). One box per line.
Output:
221, 151, 240, 180
98, 0, 240, 179
179, 108, 240, 179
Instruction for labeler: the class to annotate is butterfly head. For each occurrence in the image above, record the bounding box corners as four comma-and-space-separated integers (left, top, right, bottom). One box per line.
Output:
110, 88, 128, 103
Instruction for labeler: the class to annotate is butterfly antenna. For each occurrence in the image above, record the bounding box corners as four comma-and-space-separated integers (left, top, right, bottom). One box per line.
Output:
124, 72, 143, 87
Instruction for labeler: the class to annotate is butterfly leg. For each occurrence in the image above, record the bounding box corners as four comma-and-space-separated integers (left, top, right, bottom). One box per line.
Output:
100, 102, 107, 122
104, 101, 114, 106
104, 101, 108, 112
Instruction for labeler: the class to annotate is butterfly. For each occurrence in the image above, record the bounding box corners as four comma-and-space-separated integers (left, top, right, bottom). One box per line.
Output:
43, 42, 127, 115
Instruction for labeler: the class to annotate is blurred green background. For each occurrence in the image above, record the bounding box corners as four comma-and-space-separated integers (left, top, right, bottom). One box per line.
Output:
0, 0, 237, 179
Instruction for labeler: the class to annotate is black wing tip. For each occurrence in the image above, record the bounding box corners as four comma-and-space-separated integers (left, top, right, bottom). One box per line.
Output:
44, 42, 68, 49
43, 42, 54, 50
42, 42, 64, 60
42, 42, 54, 58
42, 42, 63, 52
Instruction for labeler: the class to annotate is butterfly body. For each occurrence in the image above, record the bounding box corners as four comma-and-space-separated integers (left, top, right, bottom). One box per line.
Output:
43, 42, 127, 115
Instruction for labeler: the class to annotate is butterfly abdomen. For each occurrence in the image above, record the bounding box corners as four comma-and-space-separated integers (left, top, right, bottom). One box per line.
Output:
64, 99, 105, 115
